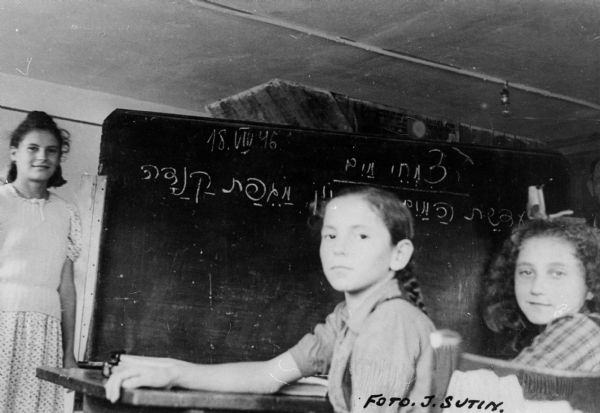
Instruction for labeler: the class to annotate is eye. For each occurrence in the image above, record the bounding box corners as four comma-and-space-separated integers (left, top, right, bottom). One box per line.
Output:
549, 269, 567, 279
516, 268, 534, 278
321, 233, 335, 240
47, 147, 59, 154
358, 233, 368, 240
26, 145, 38, 152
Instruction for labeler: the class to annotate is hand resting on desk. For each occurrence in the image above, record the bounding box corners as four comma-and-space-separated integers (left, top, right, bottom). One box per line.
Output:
104, 355, 191, 402
104, 352, 303, 403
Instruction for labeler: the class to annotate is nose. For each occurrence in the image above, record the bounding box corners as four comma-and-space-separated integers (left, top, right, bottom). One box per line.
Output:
35, 148, 49, 161
529, 275, 545, 295
332, 236, 349, 255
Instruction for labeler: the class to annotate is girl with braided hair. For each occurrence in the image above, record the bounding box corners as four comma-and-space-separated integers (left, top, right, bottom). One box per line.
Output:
105, 186, 435, 413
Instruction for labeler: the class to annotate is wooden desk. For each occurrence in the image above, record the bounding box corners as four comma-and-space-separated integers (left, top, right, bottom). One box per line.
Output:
37, 367, 332, 413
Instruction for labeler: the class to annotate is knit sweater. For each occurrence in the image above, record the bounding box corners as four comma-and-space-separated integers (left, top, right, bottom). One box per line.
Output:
0, 184, 81, 320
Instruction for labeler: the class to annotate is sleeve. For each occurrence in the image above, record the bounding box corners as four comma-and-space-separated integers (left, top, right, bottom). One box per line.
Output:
288, 306, 340, 377
66, 203, 82, 262
351, 301, 435, 413
513, 314, 600, 371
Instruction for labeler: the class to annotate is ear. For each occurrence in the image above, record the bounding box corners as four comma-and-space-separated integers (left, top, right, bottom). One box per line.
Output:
586, 290, 594, 301
390, 239, 414, 272
9, 146, 17, 162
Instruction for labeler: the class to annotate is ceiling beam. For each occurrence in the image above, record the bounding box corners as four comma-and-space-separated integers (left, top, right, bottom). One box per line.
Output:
190, 0, 600, 112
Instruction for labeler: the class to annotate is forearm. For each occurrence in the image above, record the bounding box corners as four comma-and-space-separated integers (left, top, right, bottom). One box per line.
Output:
60, 287, 76, 356
106, 351, 303, 403
172, 360, 292, 394
58, 260, 77, 359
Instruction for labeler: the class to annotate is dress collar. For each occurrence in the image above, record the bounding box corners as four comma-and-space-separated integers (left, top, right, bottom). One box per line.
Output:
546, 305, 597, 328
341, 278, 403, 333
6, 183, 52, 204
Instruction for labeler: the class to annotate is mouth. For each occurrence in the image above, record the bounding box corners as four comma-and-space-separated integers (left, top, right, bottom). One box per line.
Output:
527, 302, 552, 307
329, 265, 352, 271
329, 265, 352, 274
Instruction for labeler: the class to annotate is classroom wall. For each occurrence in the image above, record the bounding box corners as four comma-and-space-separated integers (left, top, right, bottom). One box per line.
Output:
565, 150, 599, 218
548, 135, 600, 218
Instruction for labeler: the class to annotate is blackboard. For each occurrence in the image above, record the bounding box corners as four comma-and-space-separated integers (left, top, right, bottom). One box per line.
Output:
87, 109, 570, 363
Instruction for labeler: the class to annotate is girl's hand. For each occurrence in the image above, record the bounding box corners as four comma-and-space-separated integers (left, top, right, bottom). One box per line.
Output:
104, 357, 178, 403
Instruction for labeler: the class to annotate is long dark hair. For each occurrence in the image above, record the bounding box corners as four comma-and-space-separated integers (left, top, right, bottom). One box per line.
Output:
7, 111, 70, 188
312, 186, 427, 313
484, 218, 600, 349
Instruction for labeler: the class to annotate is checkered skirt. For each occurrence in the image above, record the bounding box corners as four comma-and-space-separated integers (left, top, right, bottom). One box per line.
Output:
0, 311, 64, 413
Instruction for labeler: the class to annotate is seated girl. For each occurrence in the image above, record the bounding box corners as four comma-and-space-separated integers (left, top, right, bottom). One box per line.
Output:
443, 218, 598, 413
105, 186, 436, 412
484, 217, 600, 371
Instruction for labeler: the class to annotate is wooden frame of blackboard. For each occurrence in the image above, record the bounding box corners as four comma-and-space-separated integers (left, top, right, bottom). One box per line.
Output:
74, 175, 107, 361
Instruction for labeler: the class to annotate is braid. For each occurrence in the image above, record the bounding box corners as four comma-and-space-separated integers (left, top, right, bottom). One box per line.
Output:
397, 263, 427, 314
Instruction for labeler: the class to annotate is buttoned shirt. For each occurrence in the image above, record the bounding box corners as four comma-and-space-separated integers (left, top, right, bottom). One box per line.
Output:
289, 278, 435, 413
513, 312, 600, 371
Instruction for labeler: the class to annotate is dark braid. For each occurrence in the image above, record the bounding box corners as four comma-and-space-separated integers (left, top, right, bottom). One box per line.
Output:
397, 263, 427, 314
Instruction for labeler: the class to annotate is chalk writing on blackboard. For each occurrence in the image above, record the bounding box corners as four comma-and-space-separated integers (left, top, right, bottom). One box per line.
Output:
344, 147, 474, 190
464, 207, 526, 229
223, 177, 293, 207
140, 164, 293, 207
139, 164, 523, 230
206, 127, 281, 154
311, 182, 522, 230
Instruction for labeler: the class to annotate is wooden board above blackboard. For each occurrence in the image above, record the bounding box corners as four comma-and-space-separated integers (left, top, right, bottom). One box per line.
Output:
88, 109, 570, 363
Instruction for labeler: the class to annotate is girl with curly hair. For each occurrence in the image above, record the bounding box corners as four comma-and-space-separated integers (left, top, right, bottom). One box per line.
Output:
0, 111, 82, 412
484, 218, 600, 371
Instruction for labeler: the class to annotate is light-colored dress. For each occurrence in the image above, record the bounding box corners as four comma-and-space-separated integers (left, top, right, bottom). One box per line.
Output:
0, 184, 81, 413
289, 278, 435, 413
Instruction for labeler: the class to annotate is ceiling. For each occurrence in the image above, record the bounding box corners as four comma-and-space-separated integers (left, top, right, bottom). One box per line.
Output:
1, 0, 599, 145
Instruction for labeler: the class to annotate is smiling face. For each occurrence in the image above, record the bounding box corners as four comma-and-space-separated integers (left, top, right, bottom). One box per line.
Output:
319, 194, 412, 299
10, 130, 60, 186
514, 236, 591, 325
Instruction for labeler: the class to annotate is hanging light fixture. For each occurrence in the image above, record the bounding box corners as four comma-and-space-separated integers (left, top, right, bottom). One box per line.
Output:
500, 82, 511, 116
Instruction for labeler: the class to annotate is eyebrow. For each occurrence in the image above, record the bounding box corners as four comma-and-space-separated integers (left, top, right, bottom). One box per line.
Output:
322, 224, 370, 230
26, 143, 59, 148
515, 262, 569, 267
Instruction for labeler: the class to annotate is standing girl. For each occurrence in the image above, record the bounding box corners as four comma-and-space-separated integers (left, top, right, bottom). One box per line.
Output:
105, 186, 435, 413
0, 111, 81, 412
484, 218, 600, 371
